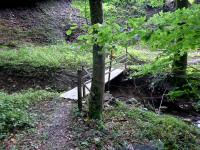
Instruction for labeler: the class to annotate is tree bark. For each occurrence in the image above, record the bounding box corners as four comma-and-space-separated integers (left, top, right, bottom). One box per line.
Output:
88, 0, 105, 120
172, 53, 188, 86
175, 0, 189, 8
172, 0, 189, 86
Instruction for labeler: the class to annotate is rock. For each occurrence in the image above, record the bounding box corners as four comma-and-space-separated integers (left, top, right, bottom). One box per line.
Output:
94, 137, 100, 144
160, 106, 168, 110
126, 144, 134, 150
108, 97, 118, 106
104, 91, 113, 102
80, 141, 89, 146
143, 108, 148, 111
126, 98, 138, 105
183, 118, 192, 123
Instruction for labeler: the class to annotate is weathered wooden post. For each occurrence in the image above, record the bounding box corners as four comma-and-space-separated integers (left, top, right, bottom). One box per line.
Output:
108, 49, 113, 82
107, 50, 113, 91
125, 47, 128, 70
82, 66, 86, 98
77, 69, 82, 112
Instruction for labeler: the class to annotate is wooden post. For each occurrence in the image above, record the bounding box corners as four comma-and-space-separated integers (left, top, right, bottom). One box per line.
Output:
107, 50, 113, 91
125, 47, 128, 70
82, 66, 86, 98
77, 69, 82, 112
108, 50, 113, 82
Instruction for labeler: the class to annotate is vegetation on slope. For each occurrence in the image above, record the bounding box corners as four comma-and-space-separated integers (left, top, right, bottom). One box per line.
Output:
0, 90, 58, 139
104, 103, 200, 149
0, 43, 92, 74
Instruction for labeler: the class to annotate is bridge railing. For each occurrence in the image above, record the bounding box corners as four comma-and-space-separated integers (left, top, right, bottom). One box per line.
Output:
76, 50, 129, 112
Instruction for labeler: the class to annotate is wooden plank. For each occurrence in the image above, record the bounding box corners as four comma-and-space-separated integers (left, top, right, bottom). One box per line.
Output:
60, 68, 124, 100
188, 59, 200, 65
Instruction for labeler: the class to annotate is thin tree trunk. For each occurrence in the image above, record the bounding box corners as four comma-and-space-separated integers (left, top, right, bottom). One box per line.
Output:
172, 0, 189, 86
172, 53, 188, 86
88, 0, 105, 120
175, 0, 189, 8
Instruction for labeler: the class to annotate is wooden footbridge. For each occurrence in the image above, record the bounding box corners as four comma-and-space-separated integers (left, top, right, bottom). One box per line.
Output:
60, 50, 129, 101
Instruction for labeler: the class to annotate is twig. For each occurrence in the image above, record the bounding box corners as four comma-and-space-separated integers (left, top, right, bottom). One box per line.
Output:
158, 89, 167, 115
188, 65, 200, 72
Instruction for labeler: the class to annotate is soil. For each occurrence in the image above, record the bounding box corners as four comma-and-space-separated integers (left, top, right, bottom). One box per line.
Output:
0, 68, 77, 93
0, 0, 85, 47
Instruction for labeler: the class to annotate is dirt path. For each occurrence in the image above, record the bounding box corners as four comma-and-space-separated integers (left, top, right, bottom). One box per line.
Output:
4, 98, 78, 150
34, 99, 74, 150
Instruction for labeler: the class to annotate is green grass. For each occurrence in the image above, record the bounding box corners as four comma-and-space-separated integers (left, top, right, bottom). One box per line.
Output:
0, 89, 58, 139
105, 103, 200, 150
72, 0, 142, 23
0, 43, 92, 74
128, 46, 159, 62
72, 0, 90, 19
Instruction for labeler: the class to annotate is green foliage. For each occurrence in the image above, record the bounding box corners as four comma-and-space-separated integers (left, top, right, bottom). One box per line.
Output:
104, 0, 164, 8
167, 68, 200, 102
106, 104, 200, 149
128, 5, 200, 102
146, 5, 200, 54
72, 0, 145, 24
66, 24, 79, 36
0, 43, 92, 74
76, 17, 145, 55
72, 0, 90, 19
137, 4, 200, 77
132, 56, 172, 76
135, 0, 164, 8
130, 110, 200, 149
0, 90, 58, 139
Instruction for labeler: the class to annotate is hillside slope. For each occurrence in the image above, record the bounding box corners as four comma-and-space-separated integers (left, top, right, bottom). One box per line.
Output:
0, 0, 84, 48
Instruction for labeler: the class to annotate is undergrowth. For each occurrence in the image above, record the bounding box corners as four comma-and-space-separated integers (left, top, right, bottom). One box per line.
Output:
105, 103, 200, 150
0, 89, 58, 139
72, 0, 145, 23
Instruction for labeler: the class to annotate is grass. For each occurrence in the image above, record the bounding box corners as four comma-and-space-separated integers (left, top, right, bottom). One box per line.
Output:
72, 0, 90, 19
128, 45, 159, 62
72, 0, 143, 23
0, 43, 92, 75
0, 89, 58, 139
104, 103, 200, 150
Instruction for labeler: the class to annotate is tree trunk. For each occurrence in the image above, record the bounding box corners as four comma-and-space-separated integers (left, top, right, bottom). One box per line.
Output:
175, 0, 189, 8
172, 0, 189, 86
172, 53, 188, 86
88, 0, 105, 120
